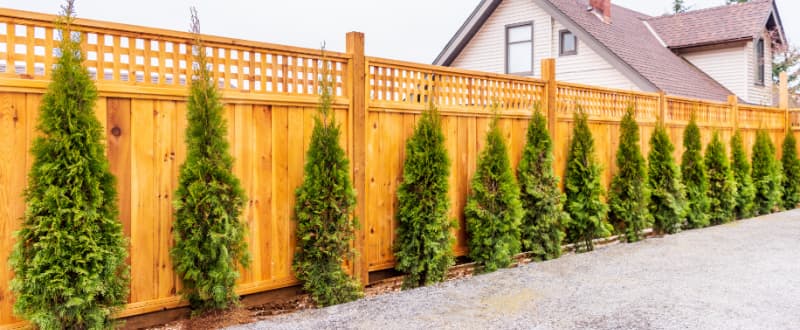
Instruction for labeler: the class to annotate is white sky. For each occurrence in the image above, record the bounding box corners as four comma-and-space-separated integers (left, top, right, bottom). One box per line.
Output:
1, 0, 798, 63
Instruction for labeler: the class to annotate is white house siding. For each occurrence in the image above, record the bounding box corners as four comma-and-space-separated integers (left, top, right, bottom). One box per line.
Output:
450, 0, 639, 90
682, 45, 747, 100
745, 30, 774, 105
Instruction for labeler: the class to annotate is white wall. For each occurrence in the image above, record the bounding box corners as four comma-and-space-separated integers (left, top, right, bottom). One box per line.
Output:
682, 45, 747, 99
745, 29, 774, 105
450, 0, 639, 90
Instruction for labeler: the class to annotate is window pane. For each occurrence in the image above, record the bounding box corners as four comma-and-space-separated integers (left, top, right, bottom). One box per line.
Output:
562, 32, 575, 53
508, 42, 532, 73
508, 25, 531, 43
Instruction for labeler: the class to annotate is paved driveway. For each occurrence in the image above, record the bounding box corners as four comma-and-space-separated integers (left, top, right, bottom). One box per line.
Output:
231, 211, 800, 330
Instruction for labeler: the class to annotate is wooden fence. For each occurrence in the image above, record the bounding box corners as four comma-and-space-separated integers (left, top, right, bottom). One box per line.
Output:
0, 8, 798, 328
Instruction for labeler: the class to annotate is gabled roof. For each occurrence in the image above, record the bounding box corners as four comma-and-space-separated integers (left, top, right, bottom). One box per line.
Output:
433, 0, 784, 102
646, 0, 786, 49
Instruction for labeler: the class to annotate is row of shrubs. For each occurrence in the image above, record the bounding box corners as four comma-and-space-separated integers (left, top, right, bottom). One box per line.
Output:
10, 5, 800, 329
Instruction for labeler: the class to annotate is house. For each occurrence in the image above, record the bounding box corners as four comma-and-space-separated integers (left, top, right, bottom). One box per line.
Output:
434, 0, 787, 105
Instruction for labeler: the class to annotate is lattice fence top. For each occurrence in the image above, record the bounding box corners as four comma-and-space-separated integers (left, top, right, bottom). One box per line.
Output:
0, 9, 349, 97
556, 82, 660, 122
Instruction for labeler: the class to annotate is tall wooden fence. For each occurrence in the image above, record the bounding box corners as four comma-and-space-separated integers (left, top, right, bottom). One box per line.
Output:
0, 8, 797, 328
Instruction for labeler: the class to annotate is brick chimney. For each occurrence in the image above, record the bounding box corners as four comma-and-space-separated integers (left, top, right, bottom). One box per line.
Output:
589, 0, 612, 23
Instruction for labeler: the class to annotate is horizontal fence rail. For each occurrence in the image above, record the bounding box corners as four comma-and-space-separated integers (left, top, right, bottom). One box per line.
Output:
1, 7, 799, 329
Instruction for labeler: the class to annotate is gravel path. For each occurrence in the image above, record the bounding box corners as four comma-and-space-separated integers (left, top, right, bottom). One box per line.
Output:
230, 211, 800, 330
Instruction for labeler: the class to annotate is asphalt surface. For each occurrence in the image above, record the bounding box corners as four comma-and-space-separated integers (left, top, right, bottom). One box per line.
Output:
230, 210, 800, 330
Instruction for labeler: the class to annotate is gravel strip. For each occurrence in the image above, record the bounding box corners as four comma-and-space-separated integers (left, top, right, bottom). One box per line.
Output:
230, 211, 800, 330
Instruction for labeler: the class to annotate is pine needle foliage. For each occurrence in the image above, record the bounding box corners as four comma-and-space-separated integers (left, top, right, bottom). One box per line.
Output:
292, 59, 362, 306
564, 109, 610, 252
394, 102, 455, 289
752, 130, 782, 214
704, 132, 736, 225
730, 131, 756, 219
516, 107, 568, 261
608, 107, 650, 242
9, 2, 129, 328
171, 8, 249, 312
647, 123, 686, 235
780, 130, 800, 209
681, 117, 710, 229
465, 112, 523, 272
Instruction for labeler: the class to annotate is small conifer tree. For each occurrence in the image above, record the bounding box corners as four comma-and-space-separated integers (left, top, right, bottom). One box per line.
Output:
681, 117, 710, 229
704, 132, 737, 225
731, 131, 756, 219
752, 130, 782, 214
171, 8, 249, 311
394, 102, 455, 289
465, 112, 523, 272
647, 124, 687, 235
516, 107, 568, 261
564, 110, 611, 251
292, 58, 362, 306
780, 130, 800, 209
608, 107, 650, 242
9, 2, 129, 328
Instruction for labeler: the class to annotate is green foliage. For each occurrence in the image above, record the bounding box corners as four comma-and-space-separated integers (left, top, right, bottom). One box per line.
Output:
681, 118, 710, 229
608, 107, 650, 242
394, 102, 455, 289
673, 0, 689, 13
704, 132, 737, 225
647, 124, 687, 235
564, 110, 611, 251
730, 131, 756, 219
752, 130, 782, 214
516, 108, 567, 261
171, 9, 249, 311
781, 131, 800, 209
9, 3, 129, 329
465, 113, 523, 272
292, 64, 362, 306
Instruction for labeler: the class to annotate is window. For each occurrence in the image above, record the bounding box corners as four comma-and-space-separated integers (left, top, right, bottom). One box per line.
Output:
559, 30, 577, 56
506, 22, 533, 75
756, 38, 765, 86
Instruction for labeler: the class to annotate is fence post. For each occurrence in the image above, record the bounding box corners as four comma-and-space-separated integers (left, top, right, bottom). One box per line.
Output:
729, 95, 739, 132
541, 59, 556, 140
346, 31, 369, 287
780, 72, 789, 134
658, 91, 667, 125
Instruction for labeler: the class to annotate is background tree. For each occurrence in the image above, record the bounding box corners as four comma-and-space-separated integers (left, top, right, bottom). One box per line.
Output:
681, 117, 710, 229
292, 59, 362, 306
465, 114, 523, 272
516, 108, 568, 261
705, 132, 737, 225
648, 124, 687, 235
608, 107, 650, 242
773, 46, 800, 95
731, 131, 756, 218
751, 130, 782, 214
564, 110, 611, 251
780, 130, 800, 209
673, 0, 689, 13
394, 102, 455, 289
171, 8, 249, 311
9, 1, 129, 328
726, 0, 748, 4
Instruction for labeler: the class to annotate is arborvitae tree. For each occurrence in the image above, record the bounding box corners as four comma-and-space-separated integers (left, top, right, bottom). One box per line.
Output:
171, 9, 249, 311
516, 108, 568, 261
752, 130, 782, 214
681, 117, 710, 229
9, 2, 129, 328
564, 110, 611, 251
731, 131, 756, 219
394, 102, 455, 289
647, 124, 687, 235
608, 107, 650, 242
704, 132, 737, 225
780, 130, 800, 209
465, 113, 523, 272
292, 59, 362, 306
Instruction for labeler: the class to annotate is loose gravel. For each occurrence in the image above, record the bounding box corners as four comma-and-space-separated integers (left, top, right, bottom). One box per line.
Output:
230, 211, 800, 330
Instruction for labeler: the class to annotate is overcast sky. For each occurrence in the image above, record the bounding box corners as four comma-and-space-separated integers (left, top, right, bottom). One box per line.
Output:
2, 0, 798, 63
